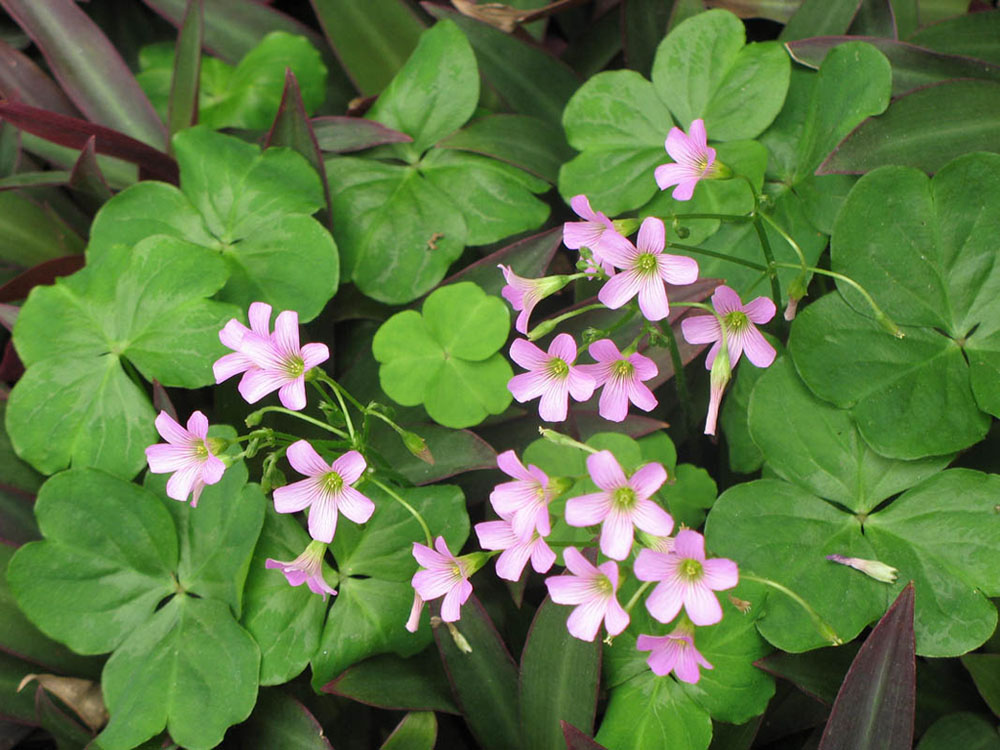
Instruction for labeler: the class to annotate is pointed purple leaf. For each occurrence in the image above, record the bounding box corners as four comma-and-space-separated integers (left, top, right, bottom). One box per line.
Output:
561, 722, 609, 750
265, 69, 333, 232
168, 0, 204, 138
322, 650, 459, 714
0, 101, 178, 184
818, 583, 915, 750
0, 38, 78, 116
441, 227, 562, 297
0, 256, 85, 304
0, 0, 167, 148
311, 117, 413, 153
68, 137, 113, 204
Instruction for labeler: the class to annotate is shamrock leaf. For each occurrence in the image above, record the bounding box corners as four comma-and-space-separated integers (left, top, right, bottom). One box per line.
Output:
7, 236, 236, 478
86, 126, 339, 321
373, 282, 513, 429
310, 482, 470, 690
325, 21, 550, 304
558, 8, 789, 214
790, 153, 1000, 459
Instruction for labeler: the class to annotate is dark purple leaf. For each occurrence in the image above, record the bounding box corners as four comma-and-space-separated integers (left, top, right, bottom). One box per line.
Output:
265, 69, 333, 232
847, 0, 896, 37
561, 721, 609, 750
0, 0, 167, 148
818, 583, 916, 750
0, 38, 78, 116
0, 101, 178, 184
441, 227, 563, 298
786, 36, 1000, 96
756, 643, 861, 705
151, 381, 177, 423
311, 116, 413, 153
702, 0, 800, 23
0, 256, 85, 304
779, 0, 863, 42
323, 649, 459, 714
68, 136, 113, 204
0, 171, 72, 190
433, 596, 519, 750
0, 340, 22, 383
369, 421, 496, 486
168, 0, 204, 138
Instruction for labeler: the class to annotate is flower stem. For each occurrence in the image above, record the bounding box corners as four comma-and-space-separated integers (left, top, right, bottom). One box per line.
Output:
669, 212, 751, 223
657, 320, 693, 430
740, 573, 843, 646
368, 476, 433, 546
624, 580, 653, 614
772, 263, 905, 338
245, 406, 349, 439
665, 241, 767, 271
751, 216, 783, 311
538, 427, 598, 454
760, 211, 808, 271
528, 303, 606, 341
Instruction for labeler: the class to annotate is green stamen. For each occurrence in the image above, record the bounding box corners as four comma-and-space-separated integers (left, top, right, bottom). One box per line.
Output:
636, 253, 658, 274
285, 355, 305, 378
679, 558, 704, 580
612, 360, 634, 380
612, 487, 637, 510
322, 471, 344, 494
548, 358, 569, 377
595, 574, 614, 595
723, 310, 749, 332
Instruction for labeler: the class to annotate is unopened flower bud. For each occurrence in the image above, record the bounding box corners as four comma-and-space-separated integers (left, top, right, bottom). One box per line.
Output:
612, 218, 640, 237
784, 275, 809, 321
705, 344, 731, 437
548, 476, 576, 497
674, 224, 690, 239
709, 161, 733, 180
826, 554, 898, 583
401, 430, 434, 465
527, 317, 560, 341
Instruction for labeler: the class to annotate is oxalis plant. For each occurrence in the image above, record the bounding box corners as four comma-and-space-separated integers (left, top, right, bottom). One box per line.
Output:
1, 1, 999, 749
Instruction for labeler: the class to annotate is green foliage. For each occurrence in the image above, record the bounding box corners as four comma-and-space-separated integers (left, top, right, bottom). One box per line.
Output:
373, 282, 513, 429
7, 237, 236, 478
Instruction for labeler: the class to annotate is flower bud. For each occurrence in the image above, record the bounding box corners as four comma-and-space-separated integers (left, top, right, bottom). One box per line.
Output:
705, 344, 731, 437
402, 430, 434, 465
784, 275, 809, 321
826, 554, 898, 583
612, 218, 640, 237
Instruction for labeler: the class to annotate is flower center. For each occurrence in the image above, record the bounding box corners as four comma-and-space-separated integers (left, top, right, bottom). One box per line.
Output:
322, 471, 344, 494
284, 355, 306, 378
612, 359, 634, 380
612, 486, 637, 510
679, 558, 703, 581
594, 573, 613, 595
548, 357, 569, 378
723, 310, 749, 332
636, 252, 658, 274
193, 442, 209, 459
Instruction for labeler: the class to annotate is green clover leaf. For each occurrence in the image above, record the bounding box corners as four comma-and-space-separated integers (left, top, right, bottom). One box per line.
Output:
373, 282, 513, 429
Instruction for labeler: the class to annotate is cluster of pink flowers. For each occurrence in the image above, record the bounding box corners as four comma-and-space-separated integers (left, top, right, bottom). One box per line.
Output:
146, 302, 371, 600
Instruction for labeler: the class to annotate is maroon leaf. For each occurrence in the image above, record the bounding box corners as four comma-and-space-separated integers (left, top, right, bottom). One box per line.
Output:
0, 0, 167, 149
0, 38, 78, 116
818, 583, 916, 750
151, 381, 178, 423
441, 227, 563, 298
311, 116, 413, 153
167, 0, 204, 138
265, 70, 333, 232
68, 136, 113, 204
0, 256, 84, 304
561, 721, 609, 750
0, 101, 178, 184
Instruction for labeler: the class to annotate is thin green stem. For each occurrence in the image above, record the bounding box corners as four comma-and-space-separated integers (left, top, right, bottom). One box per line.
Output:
368, 476, 433, 546
760, 211, 808, 270
669, 212, 751, 223
738, 174, 760, 212
657, 320, 693, 430
665, 241, 766, 271
538, 427, 599, 454
773, 263, 905, 338
529, 303, 606, 341
751, 216, 782, 310
741, 574, 843, 646
245, 406, 349, 439
330, 381, 355, 441
624, 580, 653, 614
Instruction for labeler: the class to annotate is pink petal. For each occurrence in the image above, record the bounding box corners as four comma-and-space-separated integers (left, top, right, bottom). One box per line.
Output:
565, 597, 609, 641
200, 454, 226, 486
537, 381, 571, 422
630, 352, 658, 380
636, 277, 669, 321
337, 486, 376, 524
654, 162, 693, 191
185, 411, 210, 438
547, 333, 577, 363
597, 379, 629, 422
440, 579, 472, 622
645, 578, 684, 623
278, 378, 307, 410
145, 444, 192, 473
214, 352, 254, 383
740, 326, 776, 368
412, 541, 448, 571
530, 539, 556, 574
674, 529, 706, 561
510, 338, 549, 370
588, 338, 622, 364
600, 508, 635, 561
301, 342, 330, 370
665, 126, 697, 165
602, 595, 630, 636
219, 318, 249, 350
332, 450, 367, 485
627, 380, 658, 413
632, 499, 674, 537
563, 220, 604, 251
594, 232, 638, 270
475, 520, 518, 550
629, 463, 667, 500
307, 497, 339, 543
688, 119, 708, 149
702, 557, 739, 591
657, 253, 700, 286
684, 581, 723, 626
165, 464, 200, 503
495, 543, 533, 581
681, 314, 720, 345
413, 568, 459, 600
587, 451, 626, 490
247, 302, 272, 335
496, 450, 533, 481
154, 411, 190, 445
671, 179, 699, 202
743, 295, 776, 325
711, 285, 743, 315
545, 574, 596, 605
570, 194, 598, 222
508, 370, 549, 403
598, 270, 642, 310
633, 548, 674, 582
565, 491, 611, 527
491, 480, 543, 519
637, 217, 665, 255
561, 547, 598, 579
273, 477, 322, 514
672, 644, 704, 683
238, 367, 288, 403
567, 368, 596, 403
273, 310, 301, 358
405, 593, 424, 633
286, 440, 330, 477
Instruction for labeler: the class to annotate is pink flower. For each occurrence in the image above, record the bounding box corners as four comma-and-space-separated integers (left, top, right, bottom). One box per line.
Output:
544, 547, 628, 642
272, 441, 374, 543
577, 339, 658, 422
508, 333, 596, 422
565, 451, 673, 561
597, 217, 699, 321
680, 285, 776, 371
562, 194, 629, 274
145, 410, 225, 507
475, 519, 556, 581
637, 627, 713, 683
266, 540, 337, 600
498, 265, 571, 336
406, 536, 473, 632
489, 450, 553, 540
634, 529, 738, 626
654, 119, 720, 201
214, 302, 329, 411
